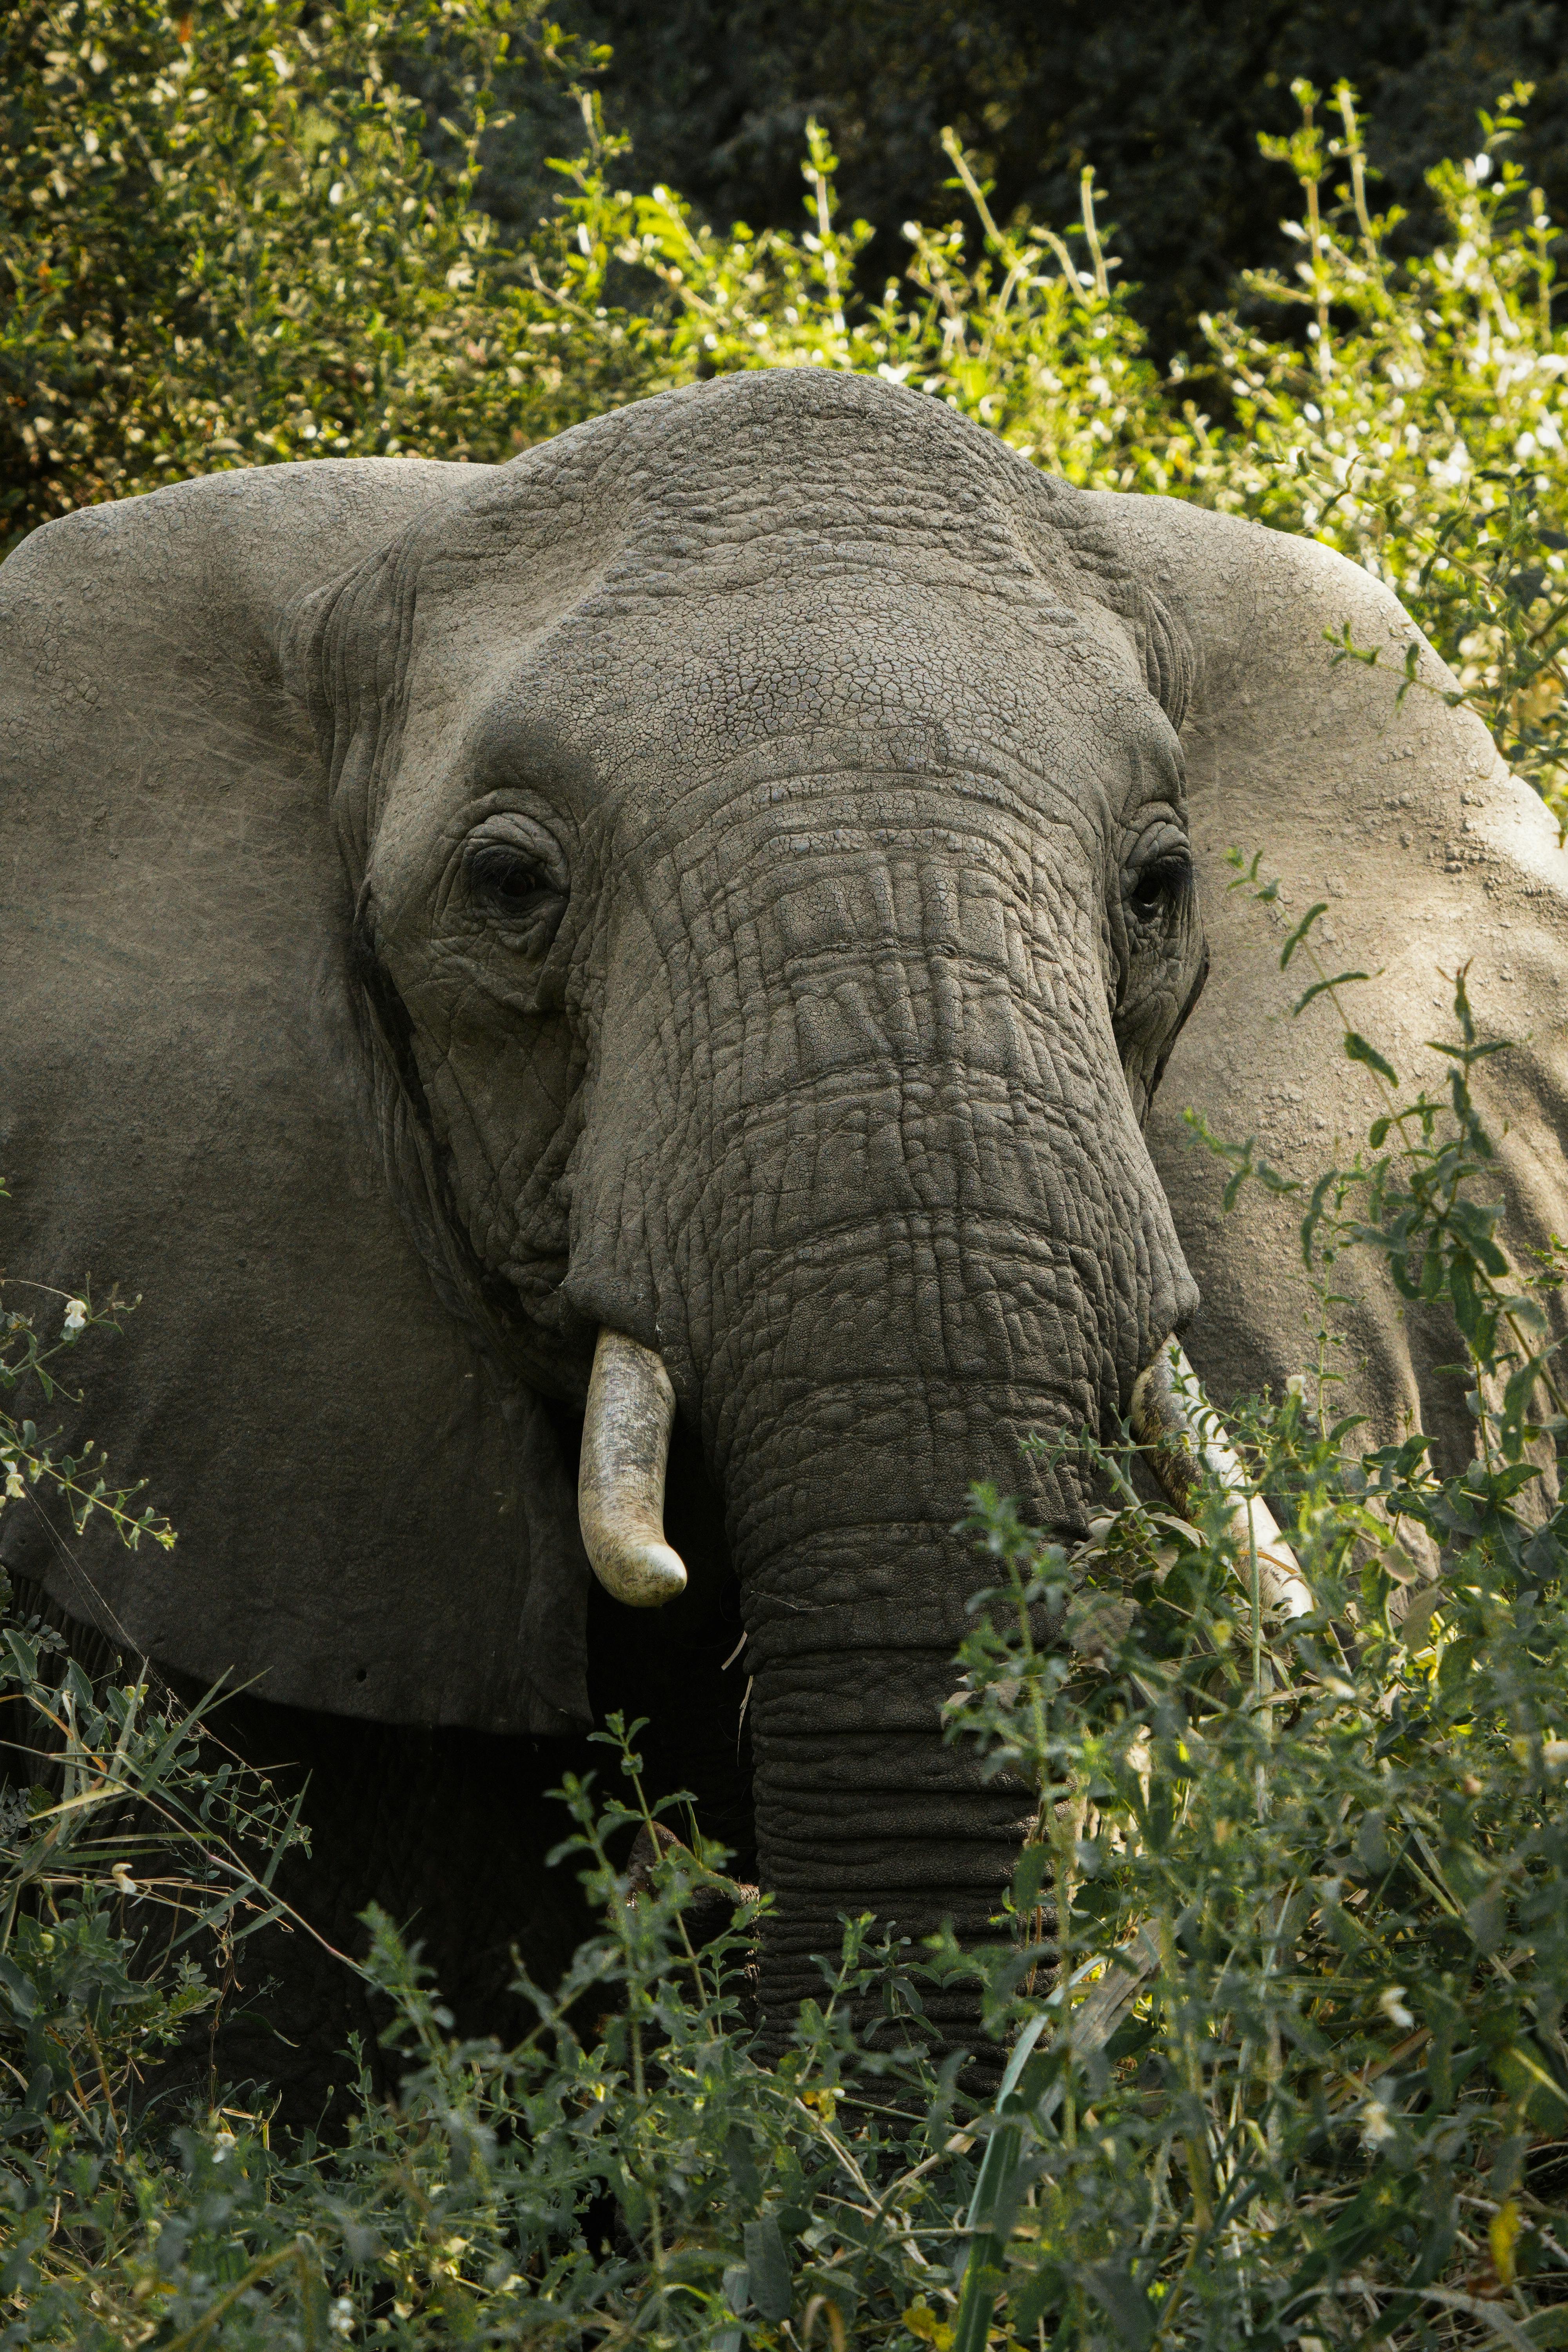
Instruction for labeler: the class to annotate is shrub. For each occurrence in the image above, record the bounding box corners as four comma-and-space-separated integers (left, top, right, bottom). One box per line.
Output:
0, 0, 614, 541
1193, 81, 1568, 816
530, 80, 1568, 817
929, 959, 1568, 2348
0, 1172, 173, 1561
13, 33, 1564, 814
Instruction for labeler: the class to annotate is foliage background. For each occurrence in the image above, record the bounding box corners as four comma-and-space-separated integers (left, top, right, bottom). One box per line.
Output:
552, 0, 1568, 361
5, 2, 1568, 823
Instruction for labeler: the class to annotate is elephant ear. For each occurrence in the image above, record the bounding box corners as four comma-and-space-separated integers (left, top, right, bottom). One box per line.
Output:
1074, 490, 1568, 1471
0, 461, 594, 1733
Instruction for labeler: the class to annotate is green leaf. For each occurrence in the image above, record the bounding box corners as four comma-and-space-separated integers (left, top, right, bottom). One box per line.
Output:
0, 1955, 38, 2022
725, 2127, 762, 2207
1083, 2261, 1154, 2350
744, 2216, 792, 2322
1011, 2263, 1068, 2336
1012, 1841, 1051, 1912
1293, 969, 1370, 1014
1344, 1031, 1399, 1085
1399, 1582, 1443, 1650
1280, 902, 1329, 968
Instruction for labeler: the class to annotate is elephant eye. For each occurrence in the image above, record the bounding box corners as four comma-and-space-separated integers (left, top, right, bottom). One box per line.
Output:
464, 833, 568, 942
472, 848, 549, 907
1128, 851, 1192, 919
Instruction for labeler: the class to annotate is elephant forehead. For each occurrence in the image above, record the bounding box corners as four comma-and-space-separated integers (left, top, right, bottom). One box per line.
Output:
424, 572, 1151, 835
479, 365, 1067, 577
589, 581, 1123, 746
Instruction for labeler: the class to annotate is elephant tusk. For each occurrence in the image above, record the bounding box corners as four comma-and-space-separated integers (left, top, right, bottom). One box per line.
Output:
1128, 1342, 1315, 1620
578, 1329, 688, 1607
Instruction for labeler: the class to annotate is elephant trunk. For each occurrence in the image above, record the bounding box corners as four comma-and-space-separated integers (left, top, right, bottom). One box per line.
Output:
720, 1354, 1094, 2059
748, 1579, 1035, 2051
565, 834, 1199, 2060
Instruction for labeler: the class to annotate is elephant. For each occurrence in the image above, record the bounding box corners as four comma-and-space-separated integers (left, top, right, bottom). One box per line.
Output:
4, 367, 1566, 2102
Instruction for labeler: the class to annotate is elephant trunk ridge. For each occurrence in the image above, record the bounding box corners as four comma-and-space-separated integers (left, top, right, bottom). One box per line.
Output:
577, 1330, 688, 1607
1129, 1341, 1313, 1619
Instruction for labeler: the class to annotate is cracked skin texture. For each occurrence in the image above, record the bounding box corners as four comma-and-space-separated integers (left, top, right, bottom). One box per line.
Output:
3, 369, 1566, 2087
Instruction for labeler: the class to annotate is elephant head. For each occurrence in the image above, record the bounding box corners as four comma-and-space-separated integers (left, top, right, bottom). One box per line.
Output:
8, 367, 1527, 2052
295, 371, 1209, 2033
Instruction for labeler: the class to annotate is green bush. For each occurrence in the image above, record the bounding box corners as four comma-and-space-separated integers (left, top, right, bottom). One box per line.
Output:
0, 0, 619, 537
0, 1172, 174, 1558
530, 79, 1568, 813
540, 0, 1568, 368
7, 24, 1568, 815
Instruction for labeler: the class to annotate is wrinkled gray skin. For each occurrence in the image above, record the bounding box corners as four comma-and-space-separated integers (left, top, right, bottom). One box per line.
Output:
4, 372, 1567, 2094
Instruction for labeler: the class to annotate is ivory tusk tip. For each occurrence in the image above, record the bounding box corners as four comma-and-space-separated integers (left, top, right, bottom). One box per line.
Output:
584, 1532, 688, 1609
578, 1326, 687, 1607
1131, 1339, 1320, 1621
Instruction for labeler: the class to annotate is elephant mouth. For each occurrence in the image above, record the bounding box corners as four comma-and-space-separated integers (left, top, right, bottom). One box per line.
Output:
577, 1325, 1312, 1619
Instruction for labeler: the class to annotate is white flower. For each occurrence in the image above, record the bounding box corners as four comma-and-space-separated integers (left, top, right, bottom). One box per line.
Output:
328, 2296, 356, 2338
110, 1862, 139, 1898
62, 1298, 87, 1335
1361, 2099, 1396, 2149
212, 2129, 237, 2163
3, 1462, 25, 1500
1379, 1985, 1415, 2029
1541, 1740, 1568, 1772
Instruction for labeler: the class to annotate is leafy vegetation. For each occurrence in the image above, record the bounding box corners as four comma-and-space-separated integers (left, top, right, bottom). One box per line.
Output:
8, 15, 1568, 2345
6, 15, 1568, 815
526, 79, 1568, 816
1, 1175, 174, 1560
0, 0, 612, 536
541, 0, 1568, 365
